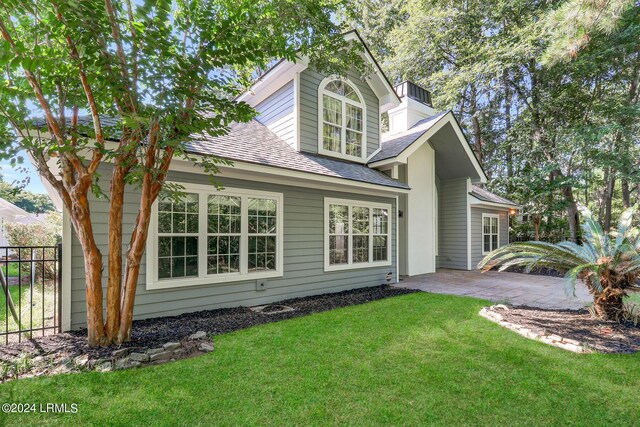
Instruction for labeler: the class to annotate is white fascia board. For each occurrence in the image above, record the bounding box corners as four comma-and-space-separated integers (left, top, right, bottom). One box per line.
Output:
343, 32, 400, 113
369, 112, 488, 184
469, 195, 520, 211
171, 156, 410, 196
237, 59, 308, 107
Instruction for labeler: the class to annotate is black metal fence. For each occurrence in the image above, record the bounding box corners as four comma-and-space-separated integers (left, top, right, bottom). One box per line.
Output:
0, 244, 62, 345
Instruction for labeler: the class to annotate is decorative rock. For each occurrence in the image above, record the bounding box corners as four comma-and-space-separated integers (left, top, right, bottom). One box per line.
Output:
112, 348, 129, 358
199, 342, 214, 353
189, 331, 207, 340
97, 362, 112, 372
149, 351, 173, 362
163, 342, 182, 351
129, 352, 150, 363
115, 358, 129, 370
480, 305, 591, 354
129, 361, 142, 368
147, 348, 165, 355
74, 355, 89, 367
32, 356, 44, 364
173, 349, 185, 357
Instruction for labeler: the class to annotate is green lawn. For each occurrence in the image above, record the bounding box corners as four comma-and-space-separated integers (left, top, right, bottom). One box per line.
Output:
1, 292, 639, 426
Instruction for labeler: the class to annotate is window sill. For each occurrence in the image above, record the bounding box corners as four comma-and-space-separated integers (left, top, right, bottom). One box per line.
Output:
318, 148, 367, 164
146, 270, 283, 290
324, 261, 392, 272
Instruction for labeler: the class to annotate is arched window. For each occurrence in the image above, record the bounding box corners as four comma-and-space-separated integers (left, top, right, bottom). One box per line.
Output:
319, 79, 366, 160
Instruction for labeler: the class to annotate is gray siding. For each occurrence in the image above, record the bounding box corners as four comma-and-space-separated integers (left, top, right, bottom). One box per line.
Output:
470, 206, 509, 269
437, 178, 468, 270
299, 67, 380, 158
255, 80, 295, 146
69, 165, 397, 329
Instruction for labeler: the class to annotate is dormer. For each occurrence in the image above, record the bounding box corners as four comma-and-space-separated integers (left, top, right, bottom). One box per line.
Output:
237, 31, 400, 164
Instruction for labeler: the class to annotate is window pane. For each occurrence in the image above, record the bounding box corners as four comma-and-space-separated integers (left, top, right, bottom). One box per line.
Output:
329, 205, 349, 234
484, 235, 491, 252
352, 207, 369, 234
353, 235, 369, 263
373, 236, 388, 261
491, 218, 498, 234
158, 258, 171, 279
373, 209, 388, 235
492, 234, 498, 250
158, 212, 172, 233
345, 130, 362, 158
208, 195, 241, 234
172, 257, 185, 278
329, 235, 348, 265
325, 80, 342, 95
346, 104, 363, 131
207, 235, 240, 274
322, 94, 342, 125
249, 198, 277, 235
158, 237, 171, 257
323, 123, 341, 152
248, 235, 276, 272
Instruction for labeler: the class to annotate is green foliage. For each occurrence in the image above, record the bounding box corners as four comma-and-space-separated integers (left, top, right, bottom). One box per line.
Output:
342, 0, 640, 240
0, 0, 360, 196
480, 206, 640, 320
0, 175, 55, 213
5, 212, 62, 247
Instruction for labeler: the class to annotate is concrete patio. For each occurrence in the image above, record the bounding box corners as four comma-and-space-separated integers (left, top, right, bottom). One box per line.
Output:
396, 269, 592, 310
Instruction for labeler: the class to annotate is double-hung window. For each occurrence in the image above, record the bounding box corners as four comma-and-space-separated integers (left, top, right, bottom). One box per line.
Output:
147, 183, 283, 289
319, 78, 366, 161
482, 214, 499, 254
325, 198, 391, 271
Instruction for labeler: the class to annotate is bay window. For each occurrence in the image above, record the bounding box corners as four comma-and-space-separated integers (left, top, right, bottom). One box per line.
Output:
325, 198, 391, 271
147, 184, 283, 289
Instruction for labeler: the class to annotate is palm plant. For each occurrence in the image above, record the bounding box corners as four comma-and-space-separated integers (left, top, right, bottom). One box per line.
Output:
479, 206, 640, 321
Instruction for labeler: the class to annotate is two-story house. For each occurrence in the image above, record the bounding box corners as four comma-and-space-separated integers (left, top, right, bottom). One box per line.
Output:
51, 31, 519, 330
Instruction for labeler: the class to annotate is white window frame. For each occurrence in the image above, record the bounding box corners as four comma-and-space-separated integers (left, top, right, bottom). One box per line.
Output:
324, 197, 392, 272
481, 213, 500, 255
317, 76, 367, 163
146, 182, 284, 290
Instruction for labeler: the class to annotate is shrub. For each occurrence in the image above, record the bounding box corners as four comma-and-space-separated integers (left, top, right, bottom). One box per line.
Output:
480, 206, 640, 321
4, 212, 62, 280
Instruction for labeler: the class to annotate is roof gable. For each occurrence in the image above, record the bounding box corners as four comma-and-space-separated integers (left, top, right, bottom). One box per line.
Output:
238, 30, 400, 112
369, 111, 487, 183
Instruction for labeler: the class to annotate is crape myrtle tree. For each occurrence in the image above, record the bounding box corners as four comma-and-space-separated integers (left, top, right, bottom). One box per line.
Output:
0, 0, 360, 346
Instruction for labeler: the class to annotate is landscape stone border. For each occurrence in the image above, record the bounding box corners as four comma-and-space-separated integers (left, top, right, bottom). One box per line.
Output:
479, 305, 590, 353
0, 331, 214, 381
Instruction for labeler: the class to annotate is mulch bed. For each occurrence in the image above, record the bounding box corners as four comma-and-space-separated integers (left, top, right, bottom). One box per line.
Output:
496, 305, 640, 354
0, 285, 416, 363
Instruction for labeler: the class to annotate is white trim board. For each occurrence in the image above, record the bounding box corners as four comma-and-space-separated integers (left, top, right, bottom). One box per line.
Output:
323, 197, 393, 272
146, 182, 284, 290
369, 111, 487, 184
61, 207, 72, 332
481, 213, 500, 255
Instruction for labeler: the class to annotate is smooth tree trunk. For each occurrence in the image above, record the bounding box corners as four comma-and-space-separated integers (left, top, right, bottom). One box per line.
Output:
70, 192, 108, 346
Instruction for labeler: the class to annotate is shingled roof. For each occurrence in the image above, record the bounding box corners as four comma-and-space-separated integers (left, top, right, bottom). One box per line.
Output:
470, 185, 519, 207
33, 116, 408, 190
368, 111, 449, 163
186, 121, 409, 189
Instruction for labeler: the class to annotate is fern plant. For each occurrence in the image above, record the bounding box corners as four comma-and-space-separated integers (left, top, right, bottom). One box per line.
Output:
479, 206, 640, 321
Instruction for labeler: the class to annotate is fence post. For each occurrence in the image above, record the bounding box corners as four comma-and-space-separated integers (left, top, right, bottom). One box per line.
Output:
57, 243, 63, 333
